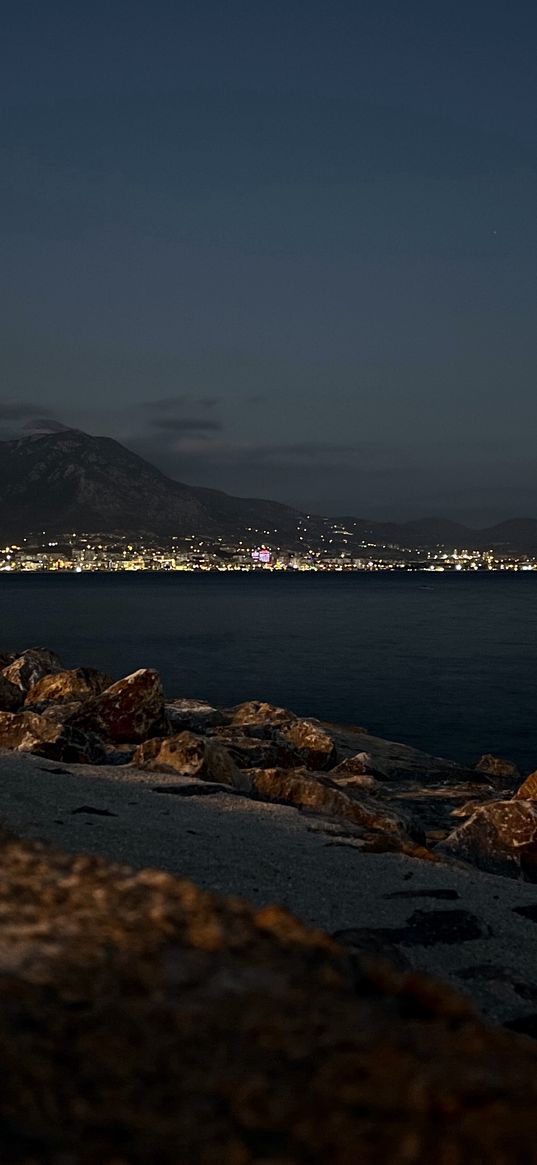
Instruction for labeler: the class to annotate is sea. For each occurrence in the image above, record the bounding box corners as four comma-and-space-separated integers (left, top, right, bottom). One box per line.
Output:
2, 571, 537, 771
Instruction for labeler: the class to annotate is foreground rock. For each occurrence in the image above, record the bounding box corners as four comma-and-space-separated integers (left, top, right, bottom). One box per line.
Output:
324, 723, 478, 783
246, 767, 430, 856
68, 668, 167, 742
475, 753, 521, 784
1, 647, 63, 693
165, 697, 227, 733
208, 724, 304, 769
134, 731, 243, 786
514, 770, 537, 799
25, 666, 112, 708
439, 800, 537, 880
278, 718, 338, 769
0, 674, 24, 712
230, 699, 298, 727
0, 711, 105, 763
0, 829, 537, 1163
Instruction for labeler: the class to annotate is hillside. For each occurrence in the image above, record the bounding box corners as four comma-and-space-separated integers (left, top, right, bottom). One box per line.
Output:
0, 429, 313, 545
1, 428, 537, 553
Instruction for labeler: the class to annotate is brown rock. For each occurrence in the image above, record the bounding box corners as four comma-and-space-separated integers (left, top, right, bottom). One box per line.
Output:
0, 831, 535, 1163
0, 711, 105, 763
513, 770, 537, 800
439, 799, 537, 879
208, 724, 303, 769
247, 767, 418, 841
0, 674, 24, 712
134, 730, 243, 787
68, 668, 166, 742
475, 754, 520, 783
329, 754, 385, 793
25, 667, 113, 708
230, 699, 297, 727
165, 698, 227, 733
38, 700, 84, 724
2, 647, 63, 693
279, 718, 337, 770
322, 725, 476, 784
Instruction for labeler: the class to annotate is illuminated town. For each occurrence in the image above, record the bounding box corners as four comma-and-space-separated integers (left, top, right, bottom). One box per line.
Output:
1, 528, 536, 572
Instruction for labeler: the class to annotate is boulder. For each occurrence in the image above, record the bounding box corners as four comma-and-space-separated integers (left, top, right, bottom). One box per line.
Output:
207, 725, 303, 769
0, 711, 105, 763
322, 725, 476, 784
0, 674, 24, 712
384, 780, 500, 838
513, 770, 537, 800
475, 754, 520, 783
3, 832, 537, 1162
165, 698, 226, 734
133, 731, 242, 787
67, 668, 166, 743
38, 700, 84, 724
329, 753, 385, 794
247, 767, 419, 842
229, 699, 296, 727
279, 718, 337, 770
2, 647, 63, 693
25, 667, 113, 708
439, 800, 537, 879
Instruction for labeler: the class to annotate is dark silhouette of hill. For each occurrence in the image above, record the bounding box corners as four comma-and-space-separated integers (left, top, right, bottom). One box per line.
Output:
1, 428, 537, 553
0, 429, 313, 544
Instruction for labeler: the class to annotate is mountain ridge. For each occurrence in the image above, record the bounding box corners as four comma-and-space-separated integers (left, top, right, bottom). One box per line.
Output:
1, 428, 537, 553
0, 428, 316, 545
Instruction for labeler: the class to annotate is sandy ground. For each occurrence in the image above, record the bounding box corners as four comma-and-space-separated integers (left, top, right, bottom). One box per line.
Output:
1, 749, 537, 1027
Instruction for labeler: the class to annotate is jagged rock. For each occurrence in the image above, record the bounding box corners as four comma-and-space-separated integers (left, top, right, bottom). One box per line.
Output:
475, 754, 520, 783
25, 667, 113, 708
1, 831, 535, 1163
207, 724, 303, 769
165, 698, 226, 734
384, 780, 500, 838
67, 668, 167, 743
278, 718, 337, 770
0, 674, 24, 712
323, 725, 476, 783
439, 800, 537, 879
513, 770, 537, 800
38, 700, 84, 724
0, 711, 105, 763
1, 647, 63, 693
230, 699, 297, 727
329, 754, 386, 793
133, 731, 243, 787
246, 767, 420, 843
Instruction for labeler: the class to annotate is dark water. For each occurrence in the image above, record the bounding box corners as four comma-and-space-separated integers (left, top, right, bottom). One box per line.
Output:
1, 572, 537, 769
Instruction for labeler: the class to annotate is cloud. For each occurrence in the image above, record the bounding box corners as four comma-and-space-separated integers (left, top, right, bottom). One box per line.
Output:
0, 400, 55, 420
22, 418, 71, 432
143, 396, 221, 413
150, 417, 223, 435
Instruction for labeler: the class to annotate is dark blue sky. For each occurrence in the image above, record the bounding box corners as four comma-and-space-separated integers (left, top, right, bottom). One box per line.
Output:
2, 0, 537, 521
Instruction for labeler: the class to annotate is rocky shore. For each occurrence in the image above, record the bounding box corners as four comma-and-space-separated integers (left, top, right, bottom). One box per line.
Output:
0, 646, 536, 880
1, 648, 537, 1159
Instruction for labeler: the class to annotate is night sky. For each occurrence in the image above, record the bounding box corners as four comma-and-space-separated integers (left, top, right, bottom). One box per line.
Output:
2, 0, 537, 522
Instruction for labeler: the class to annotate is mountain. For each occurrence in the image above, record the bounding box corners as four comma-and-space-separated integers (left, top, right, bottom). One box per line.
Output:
0, 429, 314, 544
1, 428, 537, 554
